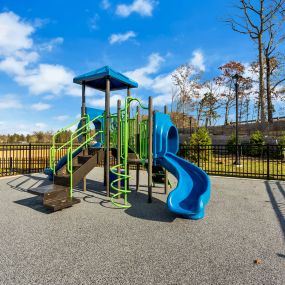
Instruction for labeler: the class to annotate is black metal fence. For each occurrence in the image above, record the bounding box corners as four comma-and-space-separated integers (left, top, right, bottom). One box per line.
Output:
179, 144, 285, 180
1, 143, 285, 180
0, 143, 67, 177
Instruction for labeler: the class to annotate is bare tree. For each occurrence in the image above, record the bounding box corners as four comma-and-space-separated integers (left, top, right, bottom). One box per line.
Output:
217, 61, 244, 125
170, 86, 179, 112
172, 64, 202, 130
264, 9, 285, 122
227, 0, 285, 124
200, 80, 221, 127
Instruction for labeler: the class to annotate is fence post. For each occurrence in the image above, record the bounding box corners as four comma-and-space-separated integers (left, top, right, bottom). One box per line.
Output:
28, 143, 32, 174
197, 144, 200, 167
267, 144, 270, 180
9, 157, 12, 172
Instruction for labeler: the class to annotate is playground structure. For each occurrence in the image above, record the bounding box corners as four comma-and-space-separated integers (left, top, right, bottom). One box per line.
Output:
43, 66, 210, 219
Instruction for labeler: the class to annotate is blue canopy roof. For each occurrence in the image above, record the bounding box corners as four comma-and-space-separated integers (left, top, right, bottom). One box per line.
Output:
73, 66, 138, 91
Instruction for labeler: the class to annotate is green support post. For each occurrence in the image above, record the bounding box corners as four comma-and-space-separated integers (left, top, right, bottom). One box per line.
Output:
136, 105, 140, 192
148, 96, 153, 203
117, 100, 121, 197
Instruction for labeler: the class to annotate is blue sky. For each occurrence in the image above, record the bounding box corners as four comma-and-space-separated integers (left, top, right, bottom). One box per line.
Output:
0, 0, 259, 134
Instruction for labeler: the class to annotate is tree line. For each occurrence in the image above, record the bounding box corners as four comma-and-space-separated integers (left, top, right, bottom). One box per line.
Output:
0, 131, 72, 143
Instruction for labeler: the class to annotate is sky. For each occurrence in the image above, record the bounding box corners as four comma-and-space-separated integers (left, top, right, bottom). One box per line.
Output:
0, 0, 260, 134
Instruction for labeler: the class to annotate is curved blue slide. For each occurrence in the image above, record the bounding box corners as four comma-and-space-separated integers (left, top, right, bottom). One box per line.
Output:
153, 112, 210, 220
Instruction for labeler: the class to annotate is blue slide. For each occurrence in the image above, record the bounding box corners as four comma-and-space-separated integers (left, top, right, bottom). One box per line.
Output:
153, 113, 210, 220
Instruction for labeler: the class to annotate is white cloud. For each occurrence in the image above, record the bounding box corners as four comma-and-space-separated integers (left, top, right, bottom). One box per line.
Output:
116, 0, 155, 17
109, 31, 136, 44
125, 53, 164, 87
16, 64, 74, 96
190, 50, 205, 72
53, 115, 70, 121
0, 11, 80, 98
101, 0, 111, 9
89, 94, 125, 108
0, 56, 27, 75
125, 53, 176, 107
0, 11, 40, 80
0, 49, 40, 78
0, 95, 23, 109
31, 102, 51, 111
39, 37, 64, 52
0, 122, 34, 135
0, 11, 103, 100
90, 14, 100, 30
125, 50, 207, 108
0, 11, 34, 56
35, 122, 47, 129
153, 94, 173, 106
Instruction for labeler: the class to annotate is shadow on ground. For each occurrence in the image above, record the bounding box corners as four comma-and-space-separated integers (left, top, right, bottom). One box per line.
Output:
7, 174, 51, 192
264, 181, 285, 259
125, 190, 176, 222
8, 175, 175, 222
79, 179, 175, 222
14, 196, 52, 214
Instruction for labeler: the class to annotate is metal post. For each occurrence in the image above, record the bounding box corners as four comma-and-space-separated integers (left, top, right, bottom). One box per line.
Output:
189, 116, 192, 140
81, 82, 86, 119
81, 82, 87, 191
105, 78, 110, 197
136, 106, 140, 192
233, 74, 241, 166
28, 142, 32, 174
267, 144, 270, 180
164, 105, 169, 195
127, 88, 131, 190
197, 144, 200, 168
117, 100, 121, 195
148, 97, 153, 203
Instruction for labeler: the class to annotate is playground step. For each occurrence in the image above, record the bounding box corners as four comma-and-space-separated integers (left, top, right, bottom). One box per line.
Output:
53, 175, 70, 186
43, 186, 80, 211
44, 197, 80, 212
54, 148, 104, 187
77, 155, 92, 164
72, 165, 81, 172
43, 185, 68, 200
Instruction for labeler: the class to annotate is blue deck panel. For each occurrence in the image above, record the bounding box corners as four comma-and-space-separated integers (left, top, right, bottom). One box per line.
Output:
73, 66, 138, 91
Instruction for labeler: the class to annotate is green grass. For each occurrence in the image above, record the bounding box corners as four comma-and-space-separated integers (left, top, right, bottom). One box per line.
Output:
195, 155, 285, 180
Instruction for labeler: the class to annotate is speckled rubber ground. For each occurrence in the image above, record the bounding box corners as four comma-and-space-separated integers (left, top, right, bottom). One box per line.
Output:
0, 168, 284, 285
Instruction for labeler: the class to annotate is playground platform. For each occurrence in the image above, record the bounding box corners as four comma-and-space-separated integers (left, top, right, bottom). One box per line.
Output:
0, 169, 284, 285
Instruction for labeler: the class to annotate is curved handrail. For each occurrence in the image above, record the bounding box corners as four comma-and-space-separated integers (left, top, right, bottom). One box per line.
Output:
50, 115, 89, 173
52, 116, 88, 146
67, 115, 104, 197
